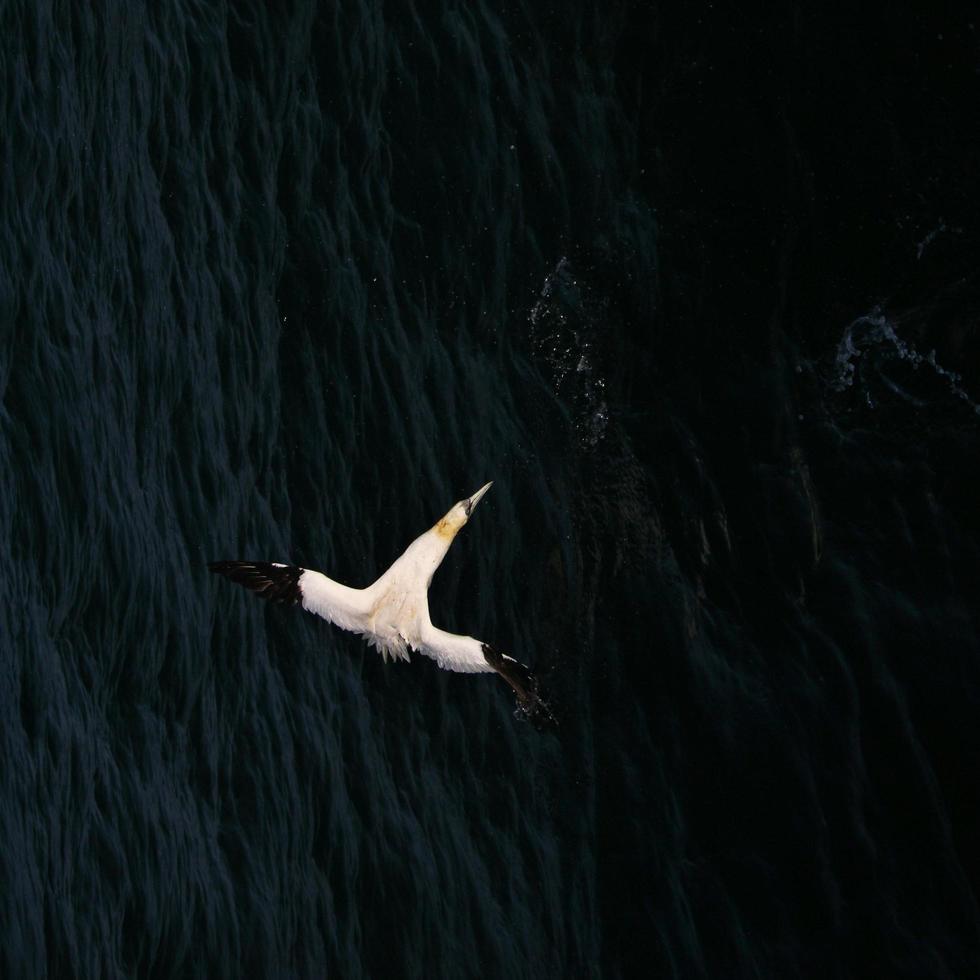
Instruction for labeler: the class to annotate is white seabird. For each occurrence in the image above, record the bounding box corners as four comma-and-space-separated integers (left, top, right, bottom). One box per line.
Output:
209, 482, 556, 729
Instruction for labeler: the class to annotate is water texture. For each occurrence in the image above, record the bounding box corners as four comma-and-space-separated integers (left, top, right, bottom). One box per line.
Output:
2, 3, 979, 978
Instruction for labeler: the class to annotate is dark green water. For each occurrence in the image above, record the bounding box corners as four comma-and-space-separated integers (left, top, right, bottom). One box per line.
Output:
2, 3, 979, 977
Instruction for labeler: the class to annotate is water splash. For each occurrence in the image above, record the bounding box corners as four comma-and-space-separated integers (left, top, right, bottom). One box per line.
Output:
832, 310, 980, 414
529, 258, 610, 447
915, 220, 947, 260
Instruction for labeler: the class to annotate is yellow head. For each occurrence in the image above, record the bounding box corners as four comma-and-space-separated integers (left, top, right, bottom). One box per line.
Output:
434, 482, 493, 539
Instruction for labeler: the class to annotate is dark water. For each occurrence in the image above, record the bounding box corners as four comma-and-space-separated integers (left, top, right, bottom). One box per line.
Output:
3, 2, 980, 977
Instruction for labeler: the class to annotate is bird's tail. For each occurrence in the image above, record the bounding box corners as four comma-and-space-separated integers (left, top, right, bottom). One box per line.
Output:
481, 644, 558, 732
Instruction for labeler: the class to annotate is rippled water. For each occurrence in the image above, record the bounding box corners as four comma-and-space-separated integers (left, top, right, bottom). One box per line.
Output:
3, 3, 979, 978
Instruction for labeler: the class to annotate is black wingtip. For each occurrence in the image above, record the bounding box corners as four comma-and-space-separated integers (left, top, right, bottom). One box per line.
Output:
481, 643, 559, 733
518, 686, 560, 733
208, 560, 304, 605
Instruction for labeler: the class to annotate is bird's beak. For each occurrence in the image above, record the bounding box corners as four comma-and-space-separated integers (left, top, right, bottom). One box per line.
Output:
466, 481, 493, 514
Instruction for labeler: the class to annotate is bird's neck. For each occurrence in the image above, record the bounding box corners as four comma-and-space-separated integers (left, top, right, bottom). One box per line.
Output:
372, 524, 458, 595
424, 523, 457, 567
405, 523, 460, 586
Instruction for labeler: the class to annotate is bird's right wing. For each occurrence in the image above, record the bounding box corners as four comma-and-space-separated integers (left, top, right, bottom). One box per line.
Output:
480, 642, 559, 732
420, 623, 558, 730
208, 560, 372, 634
417, 624, 497, 674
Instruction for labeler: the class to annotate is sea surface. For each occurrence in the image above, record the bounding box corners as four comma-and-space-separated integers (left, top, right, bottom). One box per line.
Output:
2, 3, 980, 978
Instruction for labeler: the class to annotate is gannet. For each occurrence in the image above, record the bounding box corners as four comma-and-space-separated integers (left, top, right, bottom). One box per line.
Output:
209, 483, 556, 729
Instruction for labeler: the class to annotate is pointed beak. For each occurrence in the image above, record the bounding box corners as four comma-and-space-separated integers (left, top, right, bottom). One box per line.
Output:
466, 481, 493, 514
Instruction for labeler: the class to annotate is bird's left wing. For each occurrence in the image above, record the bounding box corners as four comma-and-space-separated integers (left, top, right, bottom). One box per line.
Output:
208, 560, 372, 634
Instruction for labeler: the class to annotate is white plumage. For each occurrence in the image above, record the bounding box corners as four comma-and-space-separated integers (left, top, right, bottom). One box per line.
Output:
209, 483, 556, 728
